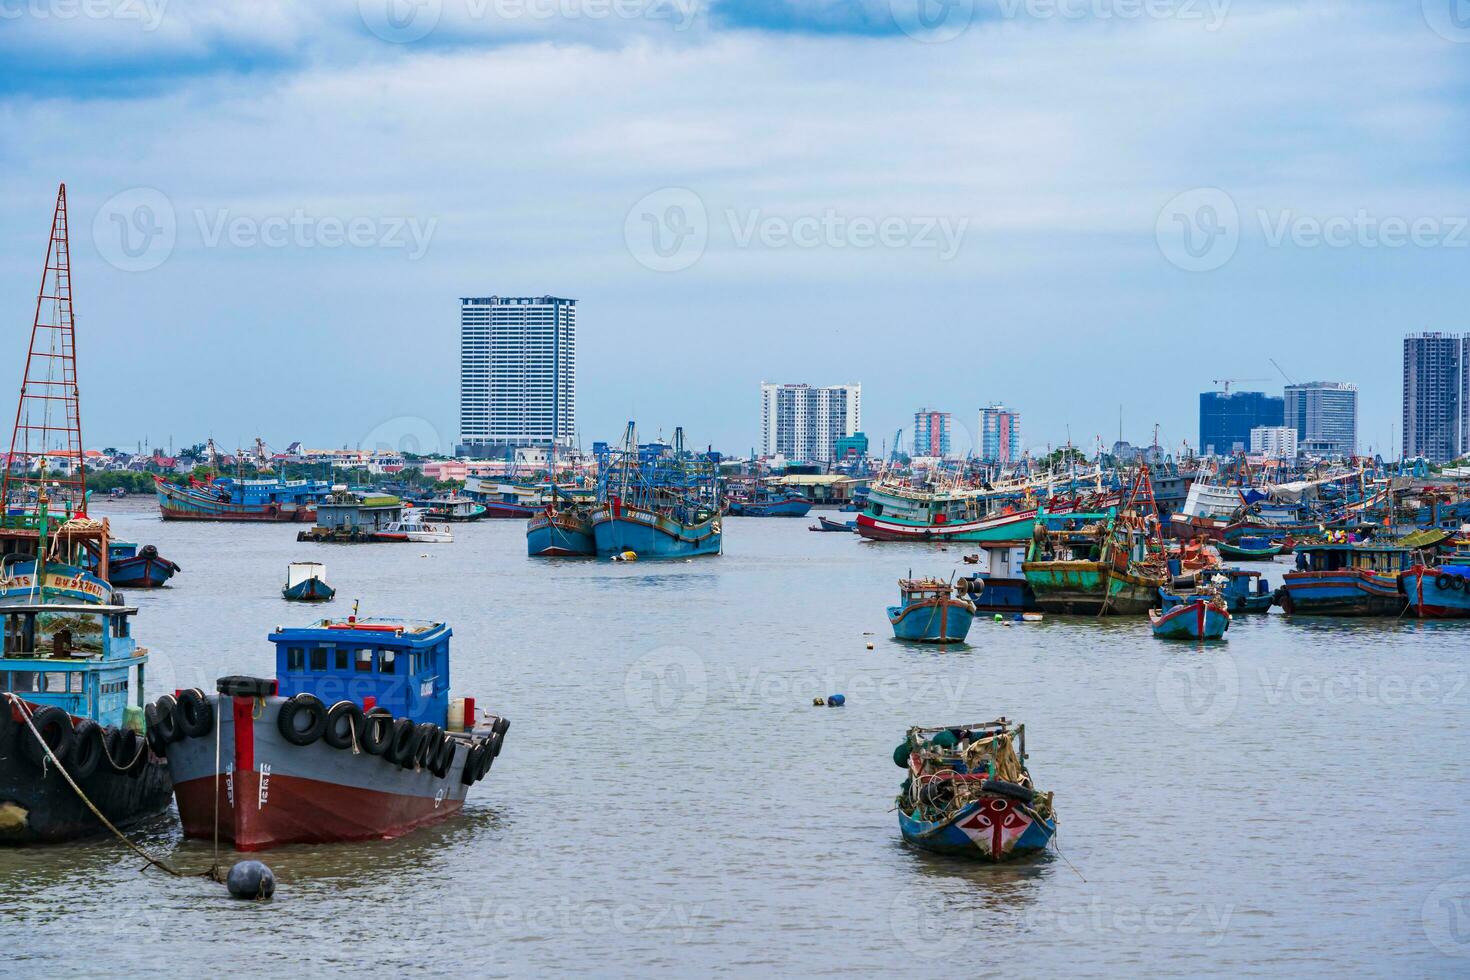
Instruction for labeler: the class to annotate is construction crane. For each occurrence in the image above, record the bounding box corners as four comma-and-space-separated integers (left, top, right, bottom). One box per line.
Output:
1269, 358, 1297, 385
1211, 378, 1270, 395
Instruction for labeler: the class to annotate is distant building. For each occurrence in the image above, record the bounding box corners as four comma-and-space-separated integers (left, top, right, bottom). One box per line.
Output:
979, 404, 1022, 463
1250, 426, 1298, 459
759, 383, 862, 464
1198, 391, 1284, 456
835, 432, 869, 461
1402, 332, 1463, 462
458, 295, 576, 457
1285, 382, 1358, 457
912, 409, 952, 458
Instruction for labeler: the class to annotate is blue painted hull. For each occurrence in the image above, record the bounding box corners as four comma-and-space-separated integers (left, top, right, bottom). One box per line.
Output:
1150, 600, 1230, 639
1279, 570, 1406, 616
732, 498, 811, 517
962, 576, 1037, 613
526, 513, 596, 557
106, 555, 178, 588
592, 510, 722, 559
898, 798, 1056, 860
888, 597, 975, 643
283, 579, 335, 601
1401, 566, 1470, 619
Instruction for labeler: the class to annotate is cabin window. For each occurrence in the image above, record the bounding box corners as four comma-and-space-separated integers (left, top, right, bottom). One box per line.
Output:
379, 650, 397, 674
335, 649, 348, 670
9, 671, 37, 692
310, 648, 327, 671
287, 647, 305, 671
355, 649, 373, 672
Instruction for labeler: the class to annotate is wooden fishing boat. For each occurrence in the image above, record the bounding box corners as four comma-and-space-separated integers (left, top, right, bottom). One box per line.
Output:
1279, 541, 1411, 616
83, 541, 180, 588
1218, 568, 1275, 613
895, 720, 1056, 861
282, 561, 335, 601
1216, 535, 1282, 560
888, 578, 976, 643
809, 516, 856, 532
1150, 590, 1231, 640
1400, 563, 1470, 619
527, 505, 596, 556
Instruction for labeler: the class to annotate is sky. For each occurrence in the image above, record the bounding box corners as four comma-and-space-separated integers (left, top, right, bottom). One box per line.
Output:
0, 0, 1467, 460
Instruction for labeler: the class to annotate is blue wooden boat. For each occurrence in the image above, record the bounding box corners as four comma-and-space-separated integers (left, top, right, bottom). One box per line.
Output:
591, 422, 722, 559
1219, 568, 1275, 613
1279, 541, 1412, 616
282, 561, 335, 601
527, 503, 596, 557
809, 516, 855, 532
156, 475, 329, 522
729, 494, 811, 518
888, 577, 976, 643
1150, 589, 1231, 639
1400, 538, 1470, 618
592, 504, 721, 559
83, 541, 180, 588
895, 720, 1056, 861
1216, 535, 1282, 560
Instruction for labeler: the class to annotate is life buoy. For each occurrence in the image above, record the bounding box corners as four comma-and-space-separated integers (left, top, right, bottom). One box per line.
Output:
276, 693, 327, 746
322, 701, 365, 750
70, 720, 104, 780
20, 705, 73, 769
361, 709, 394, 756
175, 688, 214, 739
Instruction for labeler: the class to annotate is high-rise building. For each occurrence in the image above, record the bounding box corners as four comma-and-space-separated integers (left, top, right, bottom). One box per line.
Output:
458, 296, 576, 457
1250, 426, 1298, 459
1402, 332, 1463, 462
1198, 391, 1284, 456
1285, 381, 1358, 457
759, 383, 862, 464
912, 409, 952, 458
979, 404, 1022, 463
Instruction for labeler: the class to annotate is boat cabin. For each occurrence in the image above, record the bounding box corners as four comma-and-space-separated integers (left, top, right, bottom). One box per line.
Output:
0, 601, 145, 728
314, 491, 404, 533
1293, 542, 1414, 575
270, 617, 451, 726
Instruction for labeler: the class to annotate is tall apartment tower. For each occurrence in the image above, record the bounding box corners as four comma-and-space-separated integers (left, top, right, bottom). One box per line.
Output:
979, 404, 1022, 463
1284, 382, 1358, 458
1198, 390, 1285, 457
458, 296, 576, 457
759, 383, 862, 464
912, 409, 952, 458
1402, 332, 1463, 462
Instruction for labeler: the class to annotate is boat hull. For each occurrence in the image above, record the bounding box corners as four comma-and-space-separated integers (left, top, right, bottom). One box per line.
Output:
1400, 567, 1470, 619
165, 694, 481, 851
282, 579, 335, 601
731, 498, 811, 518
1216, 543, 1281, 561
856, 507, 1041, 543
106, 554, 178, 588
965, 576, 1038, 614
1150, 600, 1230, 639
527, 512, 596, 557
888, 597, 976, 643
898, 797, 1056, 860
481, 502, 537, 519
1279, 569, 1407, 616
1022, 561, 1160, 615
156, 482, 316, 522
591, 509, 721, 559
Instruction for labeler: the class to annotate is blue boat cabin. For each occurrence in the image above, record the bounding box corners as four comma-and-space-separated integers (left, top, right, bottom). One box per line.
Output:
270, 618, 451, 725
1293, 543, 1413, 575
0, 602, 146, 729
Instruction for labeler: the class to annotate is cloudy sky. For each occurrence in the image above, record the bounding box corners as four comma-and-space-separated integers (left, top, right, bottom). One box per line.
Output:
0, 0, 1466, 458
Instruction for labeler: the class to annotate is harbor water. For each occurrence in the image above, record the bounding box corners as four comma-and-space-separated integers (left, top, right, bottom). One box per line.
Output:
3, 501, 1467, 976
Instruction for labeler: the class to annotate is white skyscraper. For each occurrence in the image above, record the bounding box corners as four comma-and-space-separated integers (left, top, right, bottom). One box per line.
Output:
459, 296, 575, 457
759, 382, 861, 464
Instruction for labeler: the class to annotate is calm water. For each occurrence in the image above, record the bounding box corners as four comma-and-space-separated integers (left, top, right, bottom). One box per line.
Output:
2, 499, 1467, 977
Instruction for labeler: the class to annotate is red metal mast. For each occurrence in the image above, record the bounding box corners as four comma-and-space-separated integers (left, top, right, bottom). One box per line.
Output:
3, 183, 87, 518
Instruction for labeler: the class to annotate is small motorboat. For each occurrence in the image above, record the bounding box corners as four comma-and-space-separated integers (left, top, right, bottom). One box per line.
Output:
1150, 587, 1231, 640
84, 541, 180, 588
895, 719, 1057, 861
809, 516, 856, 532
888, 576, 976, 643
1218, 568, 1275, 613
1217, 535, 1283, 560
282, 561, 335, 602
372, 519, 452, 544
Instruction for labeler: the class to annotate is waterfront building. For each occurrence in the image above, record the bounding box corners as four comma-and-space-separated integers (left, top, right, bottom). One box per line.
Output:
1250, 426, 1298, 459
1198, 391, 1284, 457
458, 296, 576, 457
979, 404, 1022, 463
1402, 332, 1463, 462
835, 432, 869, 461
759, 383, 862, 464
912, 410, 952, 458
1285, 382, 1358, 458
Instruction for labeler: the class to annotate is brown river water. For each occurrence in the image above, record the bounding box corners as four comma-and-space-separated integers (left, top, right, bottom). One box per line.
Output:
1, 499, 1467, 976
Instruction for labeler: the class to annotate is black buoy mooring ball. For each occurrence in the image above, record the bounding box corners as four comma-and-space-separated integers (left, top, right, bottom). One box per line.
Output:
226, 860, 275, 900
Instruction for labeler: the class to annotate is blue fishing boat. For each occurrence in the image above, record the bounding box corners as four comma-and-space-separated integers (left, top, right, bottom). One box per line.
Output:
895, 720, 1057, 861
527, 500, 596, 557
956, 542, 1037, 613
282, 561, 335, 601
728, 493, 811, 518
1218, 568, 1275, 613
1279, 540, 1412, 616
888, 577, 976, 643
156, 474, 330, 522
82, 541, 180, 589
591, 422, 722, 559
1150, 589, 1231, 640
809, 516, 856, 532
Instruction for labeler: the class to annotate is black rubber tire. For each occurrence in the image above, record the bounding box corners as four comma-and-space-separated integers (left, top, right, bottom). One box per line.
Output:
386, 717, 416, 765
105, 727, 134, 773
405, 723, 437, 769
175, 688, 213, 739
361, 709, 394, 756
488, 730, 505, 760
1436, 573, 1456, 591
460, 740, 484, 785
429, 737, 456, 778
982, 779, 1036, 804
322, 701, 365, 750
475, 736, 496, 780
20, 705, 73, 769
492, 716, 510, 738
276, 693, 327, 746
70, 720, 104, 780
152, 694, 181, 743
1455, 576, 1469, 593
116, 728, 148, 776
216, 675, 275, 698
419, 725, 444, 769
143, 705, 168, 756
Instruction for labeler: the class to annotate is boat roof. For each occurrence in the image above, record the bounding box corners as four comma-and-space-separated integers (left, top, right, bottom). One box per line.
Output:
270, 617, 449, 645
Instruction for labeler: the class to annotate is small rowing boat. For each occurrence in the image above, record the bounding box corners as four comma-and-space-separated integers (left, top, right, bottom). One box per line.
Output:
1150, 587, 1231, 640
888, 577, 976, 643
809, 516, 855, 532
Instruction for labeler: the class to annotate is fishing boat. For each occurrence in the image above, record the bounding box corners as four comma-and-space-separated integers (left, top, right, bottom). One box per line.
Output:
1216, 535, 1282, 560
1167, 480, 1244, 541
526, 498, 596, 557
888, 577, 976, 643
954, 541, 1037, 613
420, 495, 487, 522
894, 720, 1056, 861
1150, 588, 1231, 640
728, 492, 811, 518
464, 478, 544, 519
1401, 564, 1470, 619
1278, 540, 1412, 616
809, 516, 856, 532
162, 615, 508, 850
282, 561, 335, 602
373, 518, 452, 543
82, 541, 180, 589
155, 475, 329, 522
1217, 568, 1276, 613
590, 423, 722, 559
297, 490, 414, 542
857, 479, 1048, 544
